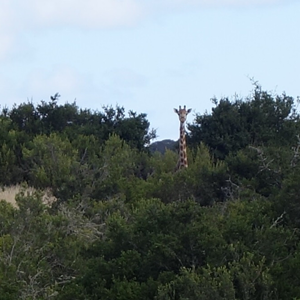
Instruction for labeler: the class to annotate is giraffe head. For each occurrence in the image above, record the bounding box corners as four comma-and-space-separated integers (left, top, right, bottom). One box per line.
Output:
174, 105, 191, 123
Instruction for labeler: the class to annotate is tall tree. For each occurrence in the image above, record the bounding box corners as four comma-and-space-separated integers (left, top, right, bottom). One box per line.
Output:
188, 83, 299, 159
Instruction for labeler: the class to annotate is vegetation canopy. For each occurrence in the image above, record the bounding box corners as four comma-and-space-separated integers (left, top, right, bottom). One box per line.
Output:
1, 84, 300, 299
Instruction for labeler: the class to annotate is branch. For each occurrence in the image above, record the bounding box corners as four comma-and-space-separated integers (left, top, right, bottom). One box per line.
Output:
270, 211, 286, 229
248, 146, 280, 174
291, 134, 300, 167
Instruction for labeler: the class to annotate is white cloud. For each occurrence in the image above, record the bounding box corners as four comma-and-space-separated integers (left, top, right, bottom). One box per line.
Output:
22, 0, 144, 29
162, 0, 282, 7
0, 0, 144, 61
3, 0, 289, 32
0, 0, 293, 61
143, 0, 286, 13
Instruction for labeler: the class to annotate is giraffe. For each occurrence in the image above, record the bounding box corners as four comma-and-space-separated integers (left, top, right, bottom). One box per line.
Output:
174, 105, 191, 170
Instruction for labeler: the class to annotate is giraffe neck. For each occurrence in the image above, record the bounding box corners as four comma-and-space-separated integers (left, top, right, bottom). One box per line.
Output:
177, 121, 188, 170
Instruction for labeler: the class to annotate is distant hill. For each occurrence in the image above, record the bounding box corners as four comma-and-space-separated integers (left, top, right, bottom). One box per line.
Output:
149, 139, 177, 154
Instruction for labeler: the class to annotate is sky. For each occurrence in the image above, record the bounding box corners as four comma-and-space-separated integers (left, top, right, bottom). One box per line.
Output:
0, 0, 299, 141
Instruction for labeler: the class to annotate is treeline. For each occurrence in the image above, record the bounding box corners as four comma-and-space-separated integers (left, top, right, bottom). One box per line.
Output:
0, 93, 155, 191
1, 84, 300, 299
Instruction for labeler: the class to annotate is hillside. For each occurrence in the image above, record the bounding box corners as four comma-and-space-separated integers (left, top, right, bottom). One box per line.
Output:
1, 84, 300, 299
149, 139, 177, 154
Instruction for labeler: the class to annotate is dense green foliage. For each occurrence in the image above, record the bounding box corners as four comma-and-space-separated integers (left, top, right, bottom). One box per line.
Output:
188, 84, 299, 159
1, 85, 300, 299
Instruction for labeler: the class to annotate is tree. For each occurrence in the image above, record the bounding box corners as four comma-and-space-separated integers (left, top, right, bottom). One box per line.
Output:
188, 83, 299, 159
22, 133, 79, 197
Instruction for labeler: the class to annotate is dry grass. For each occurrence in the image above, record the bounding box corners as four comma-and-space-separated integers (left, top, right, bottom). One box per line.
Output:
0, 185, 56, 207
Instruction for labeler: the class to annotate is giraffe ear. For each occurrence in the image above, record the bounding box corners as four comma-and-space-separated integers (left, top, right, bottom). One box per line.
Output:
187, 108, 192, 114
174, 108, 179, 114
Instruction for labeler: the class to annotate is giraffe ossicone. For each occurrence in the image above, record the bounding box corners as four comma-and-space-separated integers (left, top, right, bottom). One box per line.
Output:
174, 105, 191, 170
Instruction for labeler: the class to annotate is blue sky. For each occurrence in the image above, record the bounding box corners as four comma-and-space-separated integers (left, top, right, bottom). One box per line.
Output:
0, 0, 299, 140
